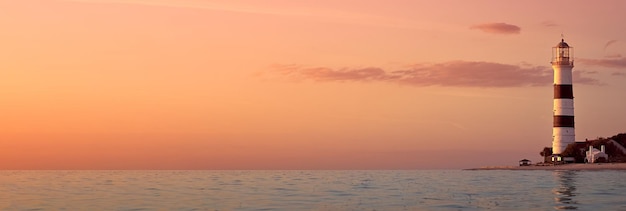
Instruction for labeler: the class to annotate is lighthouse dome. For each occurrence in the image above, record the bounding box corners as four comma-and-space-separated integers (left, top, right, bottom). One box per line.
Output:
556, 39, 570, 48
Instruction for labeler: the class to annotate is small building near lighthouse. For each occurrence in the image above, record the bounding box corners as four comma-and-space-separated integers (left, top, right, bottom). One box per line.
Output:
519, 159, 532, 166
585, 145, 608, 163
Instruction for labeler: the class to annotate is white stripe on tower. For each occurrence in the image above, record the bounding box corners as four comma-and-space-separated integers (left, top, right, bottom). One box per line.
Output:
552, 38, 575, 155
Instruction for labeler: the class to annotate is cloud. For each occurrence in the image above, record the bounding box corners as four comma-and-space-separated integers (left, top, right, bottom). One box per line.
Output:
273, 65, 390, 82
572, 71, 602, 85
612, 72, 626, 77
392, 61, 549, 87
470, 22, 521, 35
605, 53, 622, 58
604, 40, 619, 50
541, 21, 559, 27
270, 61, 600, 87
578, 57, 626, 68
581, 70, 599, 74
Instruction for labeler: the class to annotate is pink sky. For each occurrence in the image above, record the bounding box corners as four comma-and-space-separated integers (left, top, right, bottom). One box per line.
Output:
1, 0, 625, 169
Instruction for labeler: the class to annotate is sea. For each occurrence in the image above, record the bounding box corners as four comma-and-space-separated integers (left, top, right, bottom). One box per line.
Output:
1, 170, 624, 210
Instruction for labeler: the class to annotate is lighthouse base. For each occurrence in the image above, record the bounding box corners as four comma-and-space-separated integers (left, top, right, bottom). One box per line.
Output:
553, 127, 575, 154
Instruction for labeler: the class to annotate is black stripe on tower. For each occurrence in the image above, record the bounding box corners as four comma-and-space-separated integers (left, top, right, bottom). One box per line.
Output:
554, 84, 573, 99
554, 115, 575, 127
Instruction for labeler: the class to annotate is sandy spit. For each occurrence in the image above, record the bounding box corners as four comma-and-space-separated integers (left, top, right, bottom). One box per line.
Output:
465, 163, 626, 171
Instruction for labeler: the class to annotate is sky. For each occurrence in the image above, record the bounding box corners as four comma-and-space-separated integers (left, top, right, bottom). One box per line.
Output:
1, 0, 626, 169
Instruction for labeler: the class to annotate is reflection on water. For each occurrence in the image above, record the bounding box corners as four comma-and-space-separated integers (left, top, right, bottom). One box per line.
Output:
553, 170, 578, 210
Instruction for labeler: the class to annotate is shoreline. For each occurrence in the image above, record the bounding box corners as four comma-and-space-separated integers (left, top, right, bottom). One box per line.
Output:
465, 163, 626, 170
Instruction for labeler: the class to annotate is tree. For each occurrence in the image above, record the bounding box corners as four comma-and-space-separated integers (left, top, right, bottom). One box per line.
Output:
561, 143, 585, 163
540, 147, 552, 163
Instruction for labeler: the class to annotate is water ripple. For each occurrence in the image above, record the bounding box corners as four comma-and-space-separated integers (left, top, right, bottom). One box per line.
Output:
1, 170, 626, 210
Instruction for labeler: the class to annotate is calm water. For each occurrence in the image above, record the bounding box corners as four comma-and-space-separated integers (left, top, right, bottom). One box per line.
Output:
1, 170, 625, 210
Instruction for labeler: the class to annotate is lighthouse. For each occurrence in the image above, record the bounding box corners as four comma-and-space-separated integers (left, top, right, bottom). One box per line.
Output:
552, 38, 575, 155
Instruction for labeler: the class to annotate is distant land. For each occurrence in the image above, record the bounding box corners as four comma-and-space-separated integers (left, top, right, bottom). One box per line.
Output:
466, 163, 626, 171
469, 132, 626, 170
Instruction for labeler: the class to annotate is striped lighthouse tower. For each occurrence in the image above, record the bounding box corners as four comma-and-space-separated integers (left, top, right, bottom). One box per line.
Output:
552, 38, 575, 155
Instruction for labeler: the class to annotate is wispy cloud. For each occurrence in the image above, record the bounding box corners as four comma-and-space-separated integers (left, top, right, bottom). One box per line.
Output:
392, 61, 548, 87
572, 71, 602, 85
272, 65, 390, 82
612, 72, 626, 77
541, 21, 559, 27
604, 40, 619, 50
579, 57, 626, 69
605, 53, 622, 58
470, 22, 521, 35
269, 61, 600, 87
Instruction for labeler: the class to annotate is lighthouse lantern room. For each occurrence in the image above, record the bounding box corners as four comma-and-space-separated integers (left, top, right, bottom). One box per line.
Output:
552, 39, 573, 66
